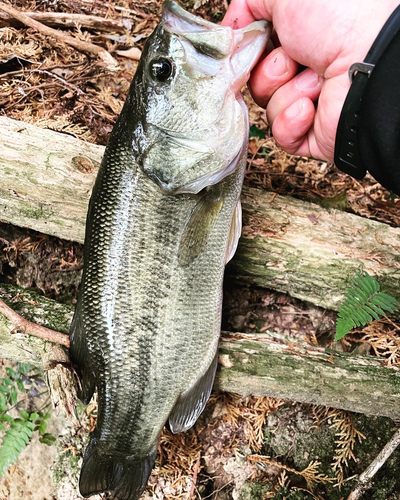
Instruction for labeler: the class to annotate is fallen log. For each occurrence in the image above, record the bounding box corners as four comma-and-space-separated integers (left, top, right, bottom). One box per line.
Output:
1, 116, 400, 310
1, 283, 400, 419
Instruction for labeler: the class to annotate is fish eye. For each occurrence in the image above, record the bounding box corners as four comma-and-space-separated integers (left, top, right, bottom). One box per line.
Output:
150, 58, 173, 82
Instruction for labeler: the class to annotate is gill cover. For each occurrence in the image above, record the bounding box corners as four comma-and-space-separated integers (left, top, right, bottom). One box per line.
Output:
139, 0, 271, 194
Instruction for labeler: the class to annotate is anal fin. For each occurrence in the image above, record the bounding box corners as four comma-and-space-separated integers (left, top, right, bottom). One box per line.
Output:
169, 352, 218, 433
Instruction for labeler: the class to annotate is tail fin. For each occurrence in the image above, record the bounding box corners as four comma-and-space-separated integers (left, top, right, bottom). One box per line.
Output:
79, 438, 157, 500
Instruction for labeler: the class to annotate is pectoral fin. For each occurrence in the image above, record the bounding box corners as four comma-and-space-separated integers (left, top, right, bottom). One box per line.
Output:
226, 199, 242, 264
178, 192, 224, 267
168, 352, 218, 433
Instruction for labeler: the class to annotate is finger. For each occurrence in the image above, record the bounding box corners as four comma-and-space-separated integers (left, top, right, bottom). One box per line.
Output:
222, 0, 274, 28
249, 47, 298, 108
221, 0, 256, 28
271, 97, 317, 157
266, 68, 323, 125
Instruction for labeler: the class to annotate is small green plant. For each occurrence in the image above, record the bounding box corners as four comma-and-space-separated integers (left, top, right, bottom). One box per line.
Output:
335, 272, 400, 341
0, 364, 56, 477
249, 125, 266, 140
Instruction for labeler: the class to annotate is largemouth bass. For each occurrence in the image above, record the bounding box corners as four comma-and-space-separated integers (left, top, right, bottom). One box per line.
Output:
70, 2, 270, 499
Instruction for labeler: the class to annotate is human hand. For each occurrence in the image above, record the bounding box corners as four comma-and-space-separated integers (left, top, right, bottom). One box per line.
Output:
222, 0, 399, 162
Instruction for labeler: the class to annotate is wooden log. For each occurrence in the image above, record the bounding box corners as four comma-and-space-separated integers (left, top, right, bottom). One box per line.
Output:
0, 116, 102, 243
1, 115, 400, 310
217, 332, 400, 419
228, 187, 400, 309
2, 283, 400, 420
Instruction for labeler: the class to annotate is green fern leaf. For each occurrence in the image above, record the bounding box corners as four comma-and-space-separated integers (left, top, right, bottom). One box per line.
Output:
5, 369, 17, 379
335, 272, 400, 341
0, 419, 34, 477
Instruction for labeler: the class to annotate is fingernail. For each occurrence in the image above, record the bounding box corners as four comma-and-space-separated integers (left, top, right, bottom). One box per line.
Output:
297, 69, 321, 89
266, 51, 288, 77
286, 98, 304, 118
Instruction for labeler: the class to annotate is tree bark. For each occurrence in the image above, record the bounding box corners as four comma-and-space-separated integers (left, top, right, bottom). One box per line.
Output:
2, 283, 400, 419
1, 115, 400, 311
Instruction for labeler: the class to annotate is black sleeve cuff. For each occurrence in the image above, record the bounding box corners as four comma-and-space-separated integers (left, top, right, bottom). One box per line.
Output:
334, 4, 400, 195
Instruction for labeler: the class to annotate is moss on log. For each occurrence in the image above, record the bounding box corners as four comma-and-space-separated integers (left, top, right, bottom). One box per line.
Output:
228, 187, 400, 309
0, 116, 101, 243
217, 332, 400, 419
0, 284, 72, 364
2, 284, 400, 420
2, 115, 400, 310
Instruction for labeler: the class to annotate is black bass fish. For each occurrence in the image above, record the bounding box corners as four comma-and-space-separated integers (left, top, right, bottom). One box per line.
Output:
69, 2, 270, 499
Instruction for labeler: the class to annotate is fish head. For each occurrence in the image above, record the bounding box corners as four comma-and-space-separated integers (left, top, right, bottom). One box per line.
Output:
131, 0, 271, 194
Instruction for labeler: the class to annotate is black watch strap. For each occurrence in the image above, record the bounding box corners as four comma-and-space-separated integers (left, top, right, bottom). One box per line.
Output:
334, 4, 400, 179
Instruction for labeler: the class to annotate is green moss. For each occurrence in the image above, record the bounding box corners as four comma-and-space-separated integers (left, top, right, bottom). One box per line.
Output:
0, 283, 73, 334
44, 153, 52, 170
350, 415, 400, 500
272, 487, 313, 500
52, 440, 81, 488
263, 407, 400, 500
20, 207, 46, 220
268, 409, 336, 472
239, 481, 271, 500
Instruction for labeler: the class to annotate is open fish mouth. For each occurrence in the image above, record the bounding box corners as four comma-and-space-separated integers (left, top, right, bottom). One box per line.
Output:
163, 0, 271, 94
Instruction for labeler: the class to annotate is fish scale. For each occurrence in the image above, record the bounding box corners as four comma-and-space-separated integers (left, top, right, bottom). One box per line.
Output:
83, 149, 239, 439
69, 2, 270, 498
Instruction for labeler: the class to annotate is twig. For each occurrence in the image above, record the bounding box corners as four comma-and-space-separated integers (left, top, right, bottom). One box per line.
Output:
347, 426, 400, 500
0, 10, 130, 33
82, 0, 152, 19
30, 69, 85, 95
0, 298, 70, 348
189, 455, 201, 499
0, 2, 119, 70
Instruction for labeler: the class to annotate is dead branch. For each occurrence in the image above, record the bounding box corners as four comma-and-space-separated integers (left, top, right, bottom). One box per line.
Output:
347, 426, 400, 500
189, 455, 201, 498
0, 2, 119, 70
0, 10, 131, 33
82, 0, 152, 19
29, 69, 86, 95
116, 47, 142, 60
0, 297, 70, 347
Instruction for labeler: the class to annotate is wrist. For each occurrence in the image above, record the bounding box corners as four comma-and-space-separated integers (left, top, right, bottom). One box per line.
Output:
334, 3, 400, 184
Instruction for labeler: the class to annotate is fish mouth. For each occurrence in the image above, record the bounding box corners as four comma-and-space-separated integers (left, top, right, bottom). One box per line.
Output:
162, 0, 272, 93
164, 0, 229, 33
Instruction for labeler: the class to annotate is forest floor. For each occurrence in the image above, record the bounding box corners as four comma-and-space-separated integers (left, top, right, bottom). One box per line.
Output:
1, 0, 400, 499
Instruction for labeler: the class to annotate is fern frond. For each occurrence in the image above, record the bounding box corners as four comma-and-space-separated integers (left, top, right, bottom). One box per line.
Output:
0, 417, 34, 476
335, 272, 399, 341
